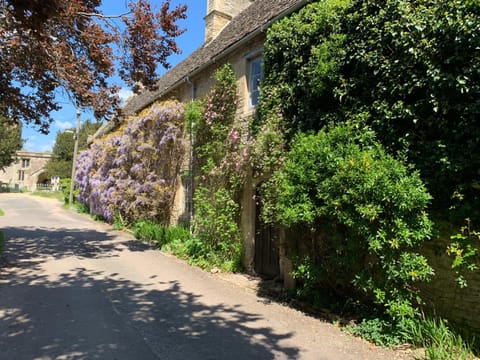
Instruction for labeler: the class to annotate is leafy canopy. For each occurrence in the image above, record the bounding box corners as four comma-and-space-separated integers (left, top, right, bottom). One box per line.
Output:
0, 117, 22, 170
44, 120, 101, 179
0, 0, 186, 133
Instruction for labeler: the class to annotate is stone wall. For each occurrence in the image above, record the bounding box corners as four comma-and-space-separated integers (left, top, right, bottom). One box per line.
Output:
420, 236, 480, 334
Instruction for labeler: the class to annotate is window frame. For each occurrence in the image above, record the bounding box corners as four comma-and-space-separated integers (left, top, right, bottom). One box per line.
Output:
247, 54, 263, 109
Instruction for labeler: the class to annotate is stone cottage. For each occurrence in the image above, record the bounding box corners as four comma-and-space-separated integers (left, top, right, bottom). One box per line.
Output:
0, 151, 52, 191
93, 0, 308, 279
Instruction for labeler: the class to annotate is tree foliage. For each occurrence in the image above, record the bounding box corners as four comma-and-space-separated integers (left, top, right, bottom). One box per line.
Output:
0, 0, 187, 133
260, 0, 350, 136
0, 117, 22, 170
340, 0, 480, 209
44, 120, 101, 179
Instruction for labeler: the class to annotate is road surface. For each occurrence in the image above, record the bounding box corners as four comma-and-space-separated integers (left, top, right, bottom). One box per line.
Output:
0, 193, 413, 359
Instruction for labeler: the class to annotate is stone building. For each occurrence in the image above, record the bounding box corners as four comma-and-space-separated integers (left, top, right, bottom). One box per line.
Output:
89, 0, 480, 333
93, 0, 307, 279
0, 151, 52, 191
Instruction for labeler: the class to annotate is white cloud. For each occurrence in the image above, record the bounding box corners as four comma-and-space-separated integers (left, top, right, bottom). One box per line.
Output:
54, 120, 74, 131
118, 88, 134, 102
40, 142, 54, 152
23, 136, 37, 151
22, 133, 54, 153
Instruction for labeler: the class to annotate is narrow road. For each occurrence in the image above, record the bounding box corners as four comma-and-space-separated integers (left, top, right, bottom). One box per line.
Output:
0, 194, 412, 360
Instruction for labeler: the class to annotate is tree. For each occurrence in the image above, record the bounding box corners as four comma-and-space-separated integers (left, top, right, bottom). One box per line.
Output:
45, 120, 101, 178
0, 117, 22, 171
0, 0, 187, 133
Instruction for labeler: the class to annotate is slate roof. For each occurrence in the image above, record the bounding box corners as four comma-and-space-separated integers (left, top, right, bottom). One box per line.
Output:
94, 0, 305, 138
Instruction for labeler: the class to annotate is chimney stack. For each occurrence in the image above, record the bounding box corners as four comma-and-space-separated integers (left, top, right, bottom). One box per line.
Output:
205, 0, 253, 44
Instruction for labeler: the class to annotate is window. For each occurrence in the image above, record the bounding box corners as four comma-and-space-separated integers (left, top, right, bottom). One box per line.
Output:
248, 56, 263, 108
18, 170, 25, 181
21, 158, 30, 168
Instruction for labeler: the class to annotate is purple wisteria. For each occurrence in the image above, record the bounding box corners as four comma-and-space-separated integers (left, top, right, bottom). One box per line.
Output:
75, 101, 185, 224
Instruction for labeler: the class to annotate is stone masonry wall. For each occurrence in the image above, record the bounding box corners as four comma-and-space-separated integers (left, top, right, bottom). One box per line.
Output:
420, 236, 480, 334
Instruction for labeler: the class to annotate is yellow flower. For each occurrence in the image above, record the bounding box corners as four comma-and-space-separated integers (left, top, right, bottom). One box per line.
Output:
390, 238, 399, 249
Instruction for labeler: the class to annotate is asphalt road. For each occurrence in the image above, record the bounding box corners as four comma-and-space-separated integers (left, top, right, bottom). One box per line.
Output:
0, 194, 412, 360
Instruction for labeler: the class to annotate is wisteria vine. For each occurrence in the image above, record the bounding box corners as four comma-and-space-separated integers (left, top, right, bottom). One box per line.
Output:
75, 100, 185, 224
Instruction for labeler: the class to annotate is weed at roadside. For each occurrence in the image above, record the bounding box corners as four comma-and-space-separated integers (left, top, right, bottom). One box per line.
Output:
346, 314, 478, 359
133, 220, 242, 273
401, 316, 477, 360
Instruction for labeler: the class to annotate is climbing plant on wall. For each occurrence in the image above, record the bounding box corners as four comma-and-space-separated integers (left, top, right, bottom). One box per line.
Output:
254, 0, 442, 325
193, 64, 250, 271
75, 100, 185, 225
260, 0, 480, 215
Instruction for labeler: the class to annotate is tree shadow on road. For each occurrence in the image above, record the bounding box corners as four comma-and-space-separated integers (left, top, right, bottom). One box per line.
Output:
0, 227, 300, 359
0, 226, 155, 267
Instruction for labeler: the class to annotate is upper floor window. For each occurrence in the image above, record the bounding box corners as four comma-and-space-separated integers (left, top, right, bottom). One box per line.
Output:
21, 159, 30, 168
248, 56, 263, 108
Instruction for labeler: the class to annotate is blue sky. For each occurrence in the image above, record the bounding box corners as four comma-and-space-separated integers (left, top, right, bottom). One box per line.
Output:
22, 0, 206, 152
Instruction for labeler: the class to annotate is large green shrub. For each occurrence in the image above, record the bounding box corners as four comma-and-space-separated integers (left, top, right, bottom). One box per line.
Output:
270, 123, 433, 319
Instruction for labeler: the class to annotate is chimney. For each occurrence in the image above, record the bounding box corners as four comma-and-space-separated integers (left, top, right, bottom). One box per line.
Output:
205, 0, 253, 44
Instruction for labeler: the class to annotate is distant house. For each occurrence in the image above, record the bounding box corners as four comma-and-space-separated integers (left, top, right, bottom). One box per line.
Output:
0, 151, 52, 191
92, 0, 307, 280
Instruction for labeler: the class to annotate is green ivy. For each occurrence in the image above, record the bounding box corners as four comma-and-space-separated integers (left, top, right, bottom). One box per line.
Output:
260, 0, 480, 215
447, 218, 480, 288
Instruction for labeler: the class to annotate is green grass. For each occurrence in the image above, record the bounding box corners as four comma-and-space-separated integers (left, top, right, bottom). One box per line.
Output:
30, 191, 64, 202
346, 315, 478, 359
0, 208, 4, 216
404, 317, 478, 360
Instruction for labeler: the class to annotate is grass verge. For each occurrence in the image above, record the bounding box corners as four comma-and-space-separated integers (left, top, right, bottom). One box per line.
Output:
133, 220, 241, 273
345, 314, 478, 359
30, 191, 64, 202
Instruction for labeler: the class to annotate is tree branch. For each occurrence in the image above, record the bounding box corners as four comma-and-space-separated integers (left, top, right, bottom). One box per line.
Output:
77, 11, 132, 19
